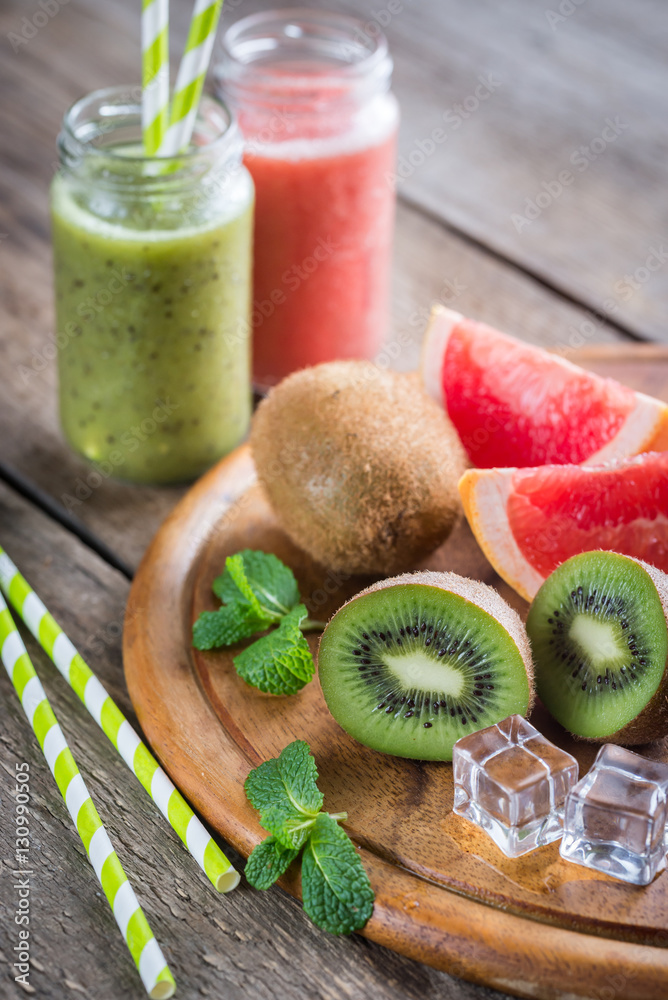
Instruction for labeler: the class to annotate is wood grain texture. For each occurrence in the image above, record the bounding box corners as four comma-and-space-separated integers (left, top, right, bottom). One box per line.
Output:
325, 0, 668, 340
124, 350, 668, 1000
0, 480, 504, 1000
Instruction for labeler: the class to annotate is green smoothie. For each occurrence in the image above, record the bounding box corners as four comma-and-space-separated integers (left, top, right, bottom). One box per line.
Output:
51, 161, 254, 484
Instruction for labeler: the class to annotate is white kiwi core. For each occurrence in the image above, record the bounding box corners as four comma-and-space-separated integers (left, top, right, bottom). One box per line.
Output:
569, 614, 625, 665
383, 650, 465, 696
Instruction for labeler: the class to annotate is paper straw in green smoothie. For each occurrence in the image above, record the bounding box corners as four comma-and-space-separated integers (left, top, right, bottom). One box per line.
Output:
142, 0, 170, 155
0, 591, 175, 999
158, 0, 223, 156
0, 545, 239, 894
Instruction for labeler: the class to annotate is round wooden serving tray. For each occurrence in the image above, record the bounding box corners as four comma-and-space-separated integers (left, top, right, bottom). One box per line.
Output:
124, 346, 668, 1000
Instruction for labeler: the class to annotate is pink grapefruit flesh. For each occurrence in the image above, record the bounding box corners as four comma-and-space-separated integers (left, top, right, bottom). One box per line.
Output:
421, 306, 668, 468
459, 452, 668, 602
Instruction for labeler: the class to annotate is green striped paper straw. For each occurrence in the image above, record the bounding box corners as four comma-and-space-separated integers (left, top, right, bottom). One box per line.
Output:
0, 592, 175, 999
0, 546, 239, 894
142, 0, 170, 155
158, 0, 223, 156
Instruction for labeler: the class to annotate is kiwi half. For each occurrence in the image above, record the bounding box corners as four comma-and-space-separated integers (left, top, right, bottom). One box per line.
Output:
317, 570, 534, 760
526, 552, 668, 743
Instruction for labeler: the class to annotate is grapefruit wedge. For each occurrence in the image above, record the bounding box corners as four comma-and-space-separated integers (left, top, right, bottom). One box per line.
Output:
421, 305, 668, 467
459, 452, 668, 602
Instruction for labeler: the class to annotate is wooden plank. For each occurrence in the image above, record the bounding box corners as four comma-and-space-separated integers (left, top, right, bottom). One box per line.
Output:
0, 480, 504, 1000
319, 0, 668, 341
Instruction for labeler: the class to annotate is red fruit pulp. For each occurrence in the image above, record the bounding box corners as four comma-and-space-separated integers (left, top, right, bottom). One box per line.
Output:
507, 453, 668, 577
443, 319, 636, 467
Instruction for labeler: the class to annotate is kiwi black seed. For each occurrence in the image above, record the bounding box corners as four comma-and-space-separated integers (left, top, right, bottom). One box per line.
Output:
526, 551, 668, 744
250, 362, 468, 575
317, 570, 534, 761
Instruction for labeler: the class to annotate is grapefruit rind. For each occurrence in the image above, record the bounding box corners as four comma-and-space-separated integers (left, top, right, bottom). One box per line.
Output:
420, 305, 462, 408
458, 469, 543, 602
585, 390, 668, 464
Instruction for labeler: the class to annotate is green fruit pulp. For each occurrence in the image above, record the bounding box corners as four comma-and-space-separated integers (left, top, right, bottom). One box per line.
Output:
527, 552, 668, 738
317, 583, 531, 761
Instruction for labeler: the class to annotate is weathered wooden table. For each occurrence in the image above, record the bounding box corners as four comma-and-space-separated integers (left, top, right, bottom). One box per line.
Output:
1, 0, 666, 996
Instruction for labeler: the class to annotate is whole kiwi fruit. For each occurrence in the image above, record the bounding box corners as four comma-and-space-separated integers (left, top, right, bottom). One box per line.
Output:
251, 362, 468, 574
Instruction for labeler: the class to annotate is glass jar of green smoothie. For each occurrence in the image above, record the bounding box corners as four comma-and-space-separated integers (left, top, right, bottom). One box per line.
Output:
51, 86, 254, 485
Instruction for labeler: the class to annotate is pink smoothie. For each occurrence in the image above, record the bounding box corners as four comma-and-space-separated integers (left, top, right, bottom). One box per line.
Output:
232, 65, 398, 388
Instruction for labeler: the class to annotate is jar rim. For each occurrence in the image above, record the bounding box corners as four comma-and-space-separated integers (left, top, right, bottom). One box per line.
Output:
60, 85, 241, 165
218, 7, 392, 92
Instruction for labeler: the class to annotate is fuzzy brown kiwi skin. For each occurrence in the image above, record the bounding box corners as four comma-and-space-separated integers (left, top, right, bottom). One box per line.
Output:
318, 569, 536, 714
577, 556, 668, 746
250, 363, 468, 575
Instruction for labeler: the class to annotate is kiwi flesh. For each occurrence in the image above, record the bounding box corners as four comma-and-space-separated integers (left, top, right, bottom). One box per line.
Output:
317, 570, 534, 761
250, 362, 468, 575
526, 551, 668, 744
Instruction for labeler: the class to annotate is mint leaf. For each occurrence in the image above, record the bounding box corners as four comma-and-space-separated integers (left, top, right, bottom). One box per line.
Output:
212, 559, 248, 606
234, 605, 314, 695
213, 550, 300, 619
193, 604, 270, 651
245, 837, 300, 890
244, 740, 324, 849
301, 813, 374, 935
224, 553, 277, 622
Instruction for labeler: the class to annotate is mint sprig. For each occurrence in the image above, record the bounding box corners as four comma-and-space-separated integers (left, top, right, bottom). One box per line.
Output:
244, 741, 374, 936
192, 550, 324, 695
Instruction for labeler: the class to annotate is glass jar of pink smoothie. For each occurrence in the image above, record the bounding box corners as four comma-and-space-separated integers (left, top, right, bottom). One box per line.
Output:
215, 8, 398, 390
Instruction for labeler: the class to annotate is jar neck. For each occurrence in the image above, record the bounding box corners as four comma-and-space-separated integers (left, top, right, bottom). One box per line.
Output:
57, 86, 243, 197
216, 9, 393, 144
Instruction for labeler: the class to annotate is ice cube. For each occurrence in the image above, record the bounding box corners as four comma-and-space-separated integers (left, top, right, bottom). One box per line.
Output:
453, 715, 579, 857
560, 744, 668, 885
